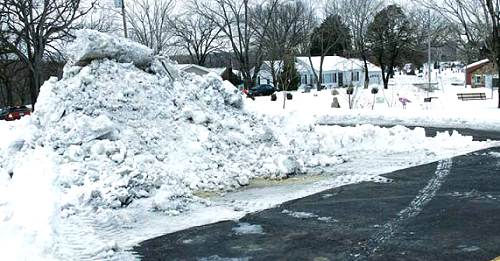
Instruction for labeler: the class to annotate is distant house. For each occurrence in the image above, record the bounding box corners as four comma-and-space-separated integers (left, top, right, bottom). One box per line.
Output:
465, 59, 498, 88
176, 64, 213, 76
256, 56, 383, 89
296, 56, 382, 88
177, 64, 242, 86
256, 61, 287, 86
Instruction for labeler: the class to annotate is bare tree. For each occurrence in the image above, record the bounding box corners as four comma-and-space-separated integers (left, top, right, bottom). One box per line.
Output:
0, 0, 94, 108
127, 0, 175, 55
261, 0, 315, 87
419, 0, 500, 108
77, 4, 117, 33
326, 0, 383, 88
485, 0, 500, 108
191, 0, 279, 89
170, 13, 223, 66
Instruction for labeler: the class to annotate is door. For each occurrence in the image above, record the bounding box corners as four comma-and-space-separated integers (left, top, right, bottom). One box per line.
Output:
338, 72, 343, 87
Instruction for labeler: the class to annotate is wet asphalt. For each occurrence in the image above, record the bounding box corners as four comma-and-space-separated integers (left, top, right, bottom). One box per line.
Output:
133, 129, 500, 261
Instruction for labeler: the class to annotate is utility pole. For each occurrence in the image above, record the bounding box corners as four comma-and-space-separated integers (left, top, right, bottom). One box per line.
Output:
427, 9, 432, 96
120, 0, 128, 38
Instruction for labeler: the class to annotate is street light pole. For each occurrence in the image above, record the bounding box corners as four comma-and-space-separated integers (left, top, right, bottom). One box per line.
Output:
427, 9, 432, 97
121, 0, 128, 38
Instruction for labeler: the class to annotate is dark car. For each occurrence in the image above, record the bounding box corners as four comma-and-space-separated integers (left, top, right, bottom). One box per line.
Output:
0, 106, 31, 121
248, 84, 276, 97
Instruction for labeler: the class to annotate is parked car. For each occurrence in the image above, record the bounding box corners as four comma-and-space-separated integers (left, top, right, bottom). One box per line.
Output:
0, 106, 31, 121
248, 84, 276, 97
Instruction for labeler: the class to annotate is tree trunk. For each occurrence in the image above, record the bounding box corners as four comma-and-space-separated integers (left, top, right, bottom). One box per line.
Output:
381, 66, 389, 89
497, 62, 500, 108
5, 81, 14, 106
282, 91, 286, 109
270, 60, 278, 89
308, 56, 319, 90
29, 66, 42, 110
317, 56, 324, 91
362, 54, 370, 89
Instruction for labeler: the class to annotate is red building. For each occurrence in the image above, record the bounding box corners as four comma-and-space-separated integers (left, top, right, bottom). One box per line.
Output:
465, 59, 493, 86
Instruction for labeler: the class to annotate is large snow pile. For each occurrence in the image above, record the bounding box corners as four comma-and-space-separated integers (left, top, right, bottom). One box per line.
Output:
0, 30, 495, 260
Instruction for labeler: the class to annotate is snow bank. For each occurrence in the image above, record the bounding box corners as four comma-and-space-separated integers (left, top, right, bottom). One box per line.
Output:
0, 30, 495, 260
66, 29, 153, 68
0, 148, 59, 260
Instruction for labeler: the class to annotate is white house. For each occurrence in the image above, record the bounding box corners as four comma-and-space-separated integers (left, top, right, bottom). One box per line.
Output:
296, 56, 383, 88
256, 56, 383, 88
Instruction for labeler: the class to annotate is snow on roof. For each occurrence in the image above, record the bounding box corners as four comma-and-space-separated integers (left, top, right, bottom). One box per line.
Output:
176, 64, 230, 76
208, 67, 227, 75
466, 59, 490, 68
262, 60, 284, 72
176, 64, 212, 75
296, 56, 381, 73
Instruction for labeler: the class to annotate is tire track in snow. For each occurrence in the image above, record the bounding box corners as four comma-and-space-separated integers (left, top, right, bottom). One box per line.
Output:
53, 210, 136, 261
352, 158, 453, 260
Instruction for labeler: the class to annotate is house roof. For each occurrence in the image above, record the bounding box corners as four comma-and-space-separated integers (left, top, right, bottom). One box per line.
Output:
176, 64, 212, 74
207, 67, 227, 75
176, 64, 235, 76
296, 56, 382, 73
466, 59, 490, 68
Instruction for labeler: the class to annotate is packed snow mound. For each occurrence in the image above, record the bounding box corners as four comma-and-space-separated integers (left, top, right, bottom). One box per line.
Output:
66, 29, 154, 68
0, 30, 496, 260
0, 30, 491, 213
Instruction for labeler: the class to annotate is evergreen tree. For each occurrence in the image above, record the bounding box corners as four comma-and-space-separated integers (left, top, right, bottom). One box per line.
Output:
308, 15, 351, 90
310, 15, 352, 57
367, 5, 414, 89
278, 57, 300, 92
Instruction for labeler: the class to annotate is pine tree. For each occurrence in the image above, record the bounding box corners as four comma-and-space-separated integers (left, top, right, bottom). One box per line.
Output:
278, 57, 300, 92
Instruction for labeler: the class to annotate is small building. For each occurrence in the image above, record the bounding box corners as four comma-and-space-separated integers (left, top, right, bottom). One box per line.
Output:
177, 64, 242, 85
465, 59, 498, 88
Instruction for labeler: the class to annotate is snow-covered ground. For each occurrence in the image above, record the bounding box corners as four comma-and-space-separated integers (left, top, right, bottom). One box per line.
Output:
0, 30, 499, 260
246, 72, 500, 131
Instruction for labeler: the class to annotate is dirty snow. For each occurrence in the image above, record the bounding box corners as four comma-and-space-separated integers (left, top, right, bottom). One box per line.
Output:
0, 30, 498, 260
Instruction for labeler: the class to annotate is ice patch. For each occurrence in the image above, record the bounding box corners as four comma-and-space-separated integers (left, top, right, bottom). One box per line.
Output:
317, 216, 337, 222
232, 222, 265, 235
200, 256, 250, 261
282, 209, 318, 219
490, 152, 500, 158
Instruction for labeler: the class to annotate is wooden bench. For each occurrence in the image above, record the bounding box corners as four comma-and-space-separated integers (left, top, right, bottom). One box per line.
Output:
424, 97, 438, 102
457, 92, 486, 101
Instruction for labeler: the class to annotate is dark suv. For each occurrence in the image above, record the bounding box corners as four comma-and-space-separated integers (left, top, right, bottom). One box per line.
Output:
248, 84, 276, 97
0, 106, 31, 121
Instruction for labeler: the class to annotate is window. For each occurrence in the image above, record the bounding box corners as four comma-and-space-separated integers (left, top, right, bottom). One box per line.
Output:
323, 73, 332, 83
302, 75, 308, 84
475, 76, 482, 84
353, 71, 360, 82
333, 73, 337, 83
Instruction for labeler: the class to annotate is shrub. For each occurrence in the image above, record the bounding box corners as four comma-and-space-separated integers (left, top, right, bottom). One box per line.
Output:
271, 93, 277, 101
286, 93, 293, 100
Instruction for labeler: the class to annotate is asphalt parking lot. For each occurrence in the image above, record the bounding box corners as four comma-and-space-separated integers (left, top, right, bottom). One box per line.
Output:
134, 130, 500, 261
